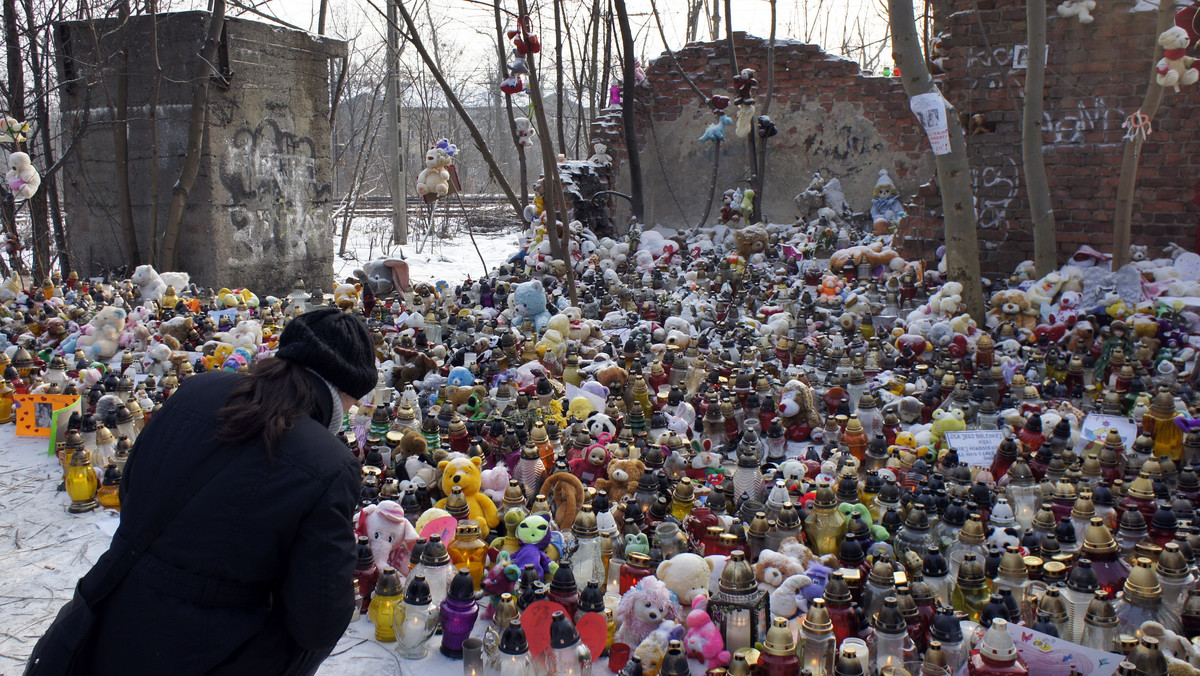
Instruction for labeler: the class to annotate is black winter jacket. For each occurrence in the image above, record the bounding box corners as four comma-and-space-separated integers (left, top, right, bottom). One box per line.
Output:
40, 370, 360, 675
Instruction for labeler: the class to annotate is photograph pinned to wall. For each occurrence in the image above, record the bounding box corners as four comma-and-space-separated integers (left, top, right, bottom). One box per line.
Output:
909, 91, 952, 155
14, 393, 80, 438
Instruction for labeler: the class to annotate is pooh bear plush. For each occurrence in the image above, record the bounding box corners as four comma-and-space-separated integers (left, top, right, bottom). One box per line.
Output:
511, 279, 552, 333
436, 455, 499, 538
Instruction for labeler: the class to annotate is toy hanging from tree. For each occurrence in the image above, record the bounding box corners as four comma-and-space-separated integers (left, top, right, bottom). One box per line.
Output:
698, 95, 733, 144
499, 17, 541, 95
732, 68, 758, 138
1155, 26, 1198, 92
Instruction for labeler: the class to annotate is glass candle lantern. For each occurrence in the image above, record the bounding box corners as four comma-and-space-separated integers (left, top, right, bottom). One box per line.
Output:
947, 515, 989, 581
952, 553, 993, 622
1082, 590, 1120, 652
65, 448, 99, 514
1004, 458, 1042, 531
619, 552, 654, 594
1114, 557, 1175, 635
801, 599, 837, 676
824, 571, 862, 648
368, 567, 405, 642
450, 520, 489, 590
394, 574, 439, 658
804, 485, 848, 556
710, 550, 768, 654
487, 619, 537, 676
758, 617, 801, 676
549, 611, 592, 676
930, 608, 966, 676
967, 618, 1029, 676
1062, 559, 1098, 643
441, 568, 481, 658
548, 563, 580, 619
572, 506, 606, 592
1156, 542, 1192, 619
869, 597, 911, 676
1081, 518, 1131, 597
993, 547, 1031, 622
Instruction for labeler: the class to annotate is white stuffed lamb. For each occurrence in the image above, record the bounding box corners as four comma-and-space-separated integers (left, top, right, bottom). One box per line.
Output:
130, 265, 191, 303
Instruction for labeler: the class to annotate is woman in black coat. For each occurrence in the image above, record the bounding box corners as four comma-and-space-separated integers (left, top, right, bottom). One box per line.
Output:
27, 308, 377, 675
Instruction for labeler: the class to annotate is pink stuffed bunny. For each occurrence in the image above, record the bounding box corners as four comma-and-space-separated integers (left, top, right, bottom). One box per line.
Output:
684, 595, 730, 669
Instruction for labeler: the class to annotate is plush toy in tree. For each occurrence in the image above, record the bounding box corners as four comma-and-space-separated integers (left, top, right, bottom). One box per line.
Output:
5, 152, 40, 202
416, 146, 451, 197
0, 117, 32, 144
514, 117, 536, 147
1056, 0, 1095, 23
1156, 26, 1199, 91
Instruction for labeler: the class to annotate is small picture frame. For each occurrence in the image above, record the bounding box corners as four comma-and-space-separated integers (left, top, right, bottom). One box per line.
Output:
15, 393, 80, 438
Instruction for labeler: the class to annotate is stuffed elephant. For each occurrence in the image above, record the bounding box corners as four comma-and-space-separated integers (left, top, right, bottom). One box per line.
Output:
353, 258, 410, 296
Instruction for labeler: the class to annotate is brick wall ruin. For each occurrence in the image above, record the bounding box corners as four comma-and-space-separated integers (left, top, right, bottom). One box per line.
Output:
595, 4, 1200, 276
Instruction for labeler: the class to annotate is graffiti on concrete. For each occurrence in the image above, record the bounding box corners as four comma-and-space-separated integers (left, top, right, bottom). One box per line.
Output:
219, 118, 331, 264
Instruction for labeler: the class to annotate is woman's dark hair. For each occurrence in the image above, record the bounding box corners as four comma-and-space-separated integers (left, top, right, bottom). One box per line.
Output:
217, 357, 323, 455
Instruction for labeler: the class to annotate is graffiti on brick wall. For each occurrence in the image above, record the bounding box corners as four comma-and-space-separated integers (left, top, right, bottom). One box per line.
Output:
971, 156, 1021, 238
966, 46, 1023, 92
1041, 97, 1122, 146
219, 118, 331, 263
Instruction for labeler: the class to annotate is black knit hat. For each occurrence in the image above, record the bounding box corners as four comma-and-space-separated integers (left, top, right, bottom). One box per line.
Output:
276, 308, 377, 399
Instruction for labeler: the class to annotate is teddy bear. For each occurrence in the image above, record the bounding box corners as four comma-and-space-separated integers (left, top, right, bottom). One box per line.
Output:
656, 553, 712, 607
353, 258, 410, 296
596, 364, 629, 393
436, 455, 499, 537
1156, 27, 1199, 91
589, 143, 612, 166
5, 151, 40, 201
988, 289, 1036, 331
130, 265, 190, 303
416, 145, 452, 197
513, 117, 536, 146
733, 224, 770, 259
1026, 271, 1065, 312
927, 280, 964, 316
770, 563, 834, 619
511, 279, 552, 333
754, 538, 821, 593
596, 457, 644, 505
1056, 0, 1094, 22
77, 305, 127, 361
615, 575, 680, 647
569, 443, 610, 484
829, 241, 906, 274
540, 472, 585, 528
355, 499, 420, 573
683, 595, 730, 670
140, 342, 174, 378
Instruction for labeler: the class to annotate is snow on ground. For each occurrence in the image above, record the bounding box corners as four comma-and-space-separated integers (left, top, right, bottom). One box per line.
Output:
334, 217, 522, 287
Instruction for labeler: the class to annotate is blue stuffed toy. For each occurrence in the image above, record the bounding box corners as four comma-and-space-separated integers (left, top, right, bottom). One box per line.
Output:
870, 169, 906, 230
447, 366, 475, 388
511, 279, 552, 333
699, 114, 733, 143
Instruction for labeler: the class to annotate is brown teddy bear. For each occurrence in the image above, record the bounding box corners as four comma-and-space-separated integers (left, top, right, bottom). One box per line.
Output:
595, 457, 644, 505
596, 364, 629, 394
733, 224, 770, 258
540, 472, 585, 528
988, 289, 1037, 331
828, 241, 905, 272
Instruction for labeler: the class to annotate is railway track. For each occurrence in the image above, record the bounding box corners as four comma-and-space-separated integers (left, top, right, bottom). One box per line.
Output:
334, 194, 513, 219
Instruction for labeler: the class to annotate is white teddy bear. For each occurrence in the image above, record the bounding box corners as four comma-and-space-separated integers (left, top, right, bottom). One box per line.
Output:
1055, 0, 1094, 23
5, 151, 40, 201
513, 117, 536, 147
589, 143, 612, 167
415, 146, 451, 197
927, 281, 964, 316
77, 306, 128, 361
130, 265, 190, 303
1155, 27, 1199, 91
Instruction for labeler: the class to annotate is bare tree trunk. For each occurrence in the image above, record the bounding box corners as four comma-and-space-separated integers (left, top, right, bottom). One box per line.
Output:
147, 2, 163, 265
553, 0, 566, 151
598, 0, 612, 113
18, 0, 49, 278
755, 0, 776, 224
2, 0, 28, 277
393, 0, 524, 218
588, 0, 600, 122
518, 0, 577, 306
1023, 0, 1055, 276
317, 0, 328, 35
889, 0, 984, 322
613, 0, 643, 221
1112, 0, 1176, 270
686, 0, 702, 43
112, 0, 139, 266
160, 0, 225, 270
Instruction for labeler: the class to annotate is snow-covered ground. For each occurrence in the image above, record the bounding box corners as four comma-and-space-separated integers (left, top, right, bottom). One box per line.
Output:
334, 217, 522, 287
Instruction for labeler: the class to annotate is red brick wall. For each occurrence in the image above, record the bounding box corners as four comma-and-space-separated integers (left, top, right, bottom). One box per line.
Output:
595, 10, 1200, 277
903, 0, 1200, 274
591, 33, 932, 225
